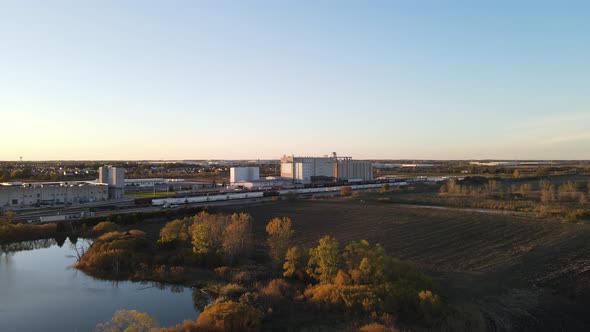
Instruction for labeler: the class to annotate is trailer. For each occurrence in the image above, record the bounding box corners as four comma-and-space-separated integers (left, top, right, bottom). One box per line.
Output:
39, 211, 95, 223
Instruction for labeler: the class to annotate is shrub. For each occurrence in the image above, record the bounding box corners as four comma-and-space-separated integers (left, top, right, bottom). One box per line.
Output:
95, 309, 158, 332
260, 278, 291, 299
0, 222, 58, 244
196, 300, 263, 332
341, 186, 353, 197
304, 283, 342, 309
214, 266, 231, 279
75, 230, 151, 278
219, 283, 246, 299
156, 319, 199, 332
91, 221, 121, 234
358, 323, 399, 332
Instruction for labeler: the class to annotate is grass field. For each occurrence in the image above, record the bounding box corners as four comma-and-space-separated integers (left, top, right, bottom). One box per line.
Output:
221, 199, 590, 330
126, 191, 176, 198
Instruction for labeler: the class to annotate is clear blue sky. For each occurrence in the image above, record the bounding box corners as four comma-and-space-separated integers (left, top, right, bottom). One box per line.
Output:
1, 0, 589, 160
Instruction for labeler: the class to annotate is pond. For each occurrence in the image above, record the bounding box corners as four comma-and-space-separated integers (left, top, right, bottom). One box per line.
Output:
0, 238, 198, 331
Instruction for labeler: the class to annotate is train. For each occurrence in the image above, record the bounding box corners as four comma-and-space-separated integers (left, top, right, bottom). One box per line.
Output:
151, 181, 408, 207
38, 211, 95, 223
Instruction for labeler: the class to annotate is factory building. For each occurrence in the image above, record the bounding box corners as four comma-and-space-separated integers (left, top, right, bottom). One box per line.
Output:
280, 153, 373, 184
0, 181, 108, 208
98, 166, 125, 199
230, 167, 260, 184
337, 159, 374, 181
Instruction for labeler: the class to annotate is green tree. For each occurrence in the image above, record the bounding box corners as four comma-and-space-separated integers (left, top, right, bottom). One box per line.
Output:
266, 217, 294, 267
380, 183, 390, 193
283, 245, 308, 280
159, 217, 192, 245
343, 240, 386, 285
191, 222, 212, 255
307, 236, 340, 283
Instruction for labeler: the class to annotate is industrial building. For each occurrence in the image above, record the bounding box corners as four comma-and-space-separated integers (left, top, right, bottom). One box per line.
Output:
0, 181, 108, 208
280, 153, 373, 184
231, 177, 293, 190
0, 166, 126, 209
98, 166, 125, 199
230, 167, 260, 184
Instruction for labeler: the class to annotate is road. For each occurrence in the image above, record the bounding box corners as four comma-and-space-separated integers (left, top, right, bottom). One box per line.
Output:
11, 197, 275, 223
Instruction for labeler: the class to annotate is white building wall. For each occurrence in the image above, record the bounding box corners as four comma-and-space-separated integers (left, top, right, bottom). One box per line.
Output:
280, 155, 373, 183
230, 167, 260, 183
0, 183, 109, 208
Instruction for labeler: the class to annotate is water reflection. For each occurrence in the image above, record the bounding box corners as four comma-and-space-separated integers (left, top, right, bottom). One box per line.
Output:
0, 238, 198, 332
0, 238, 57, 256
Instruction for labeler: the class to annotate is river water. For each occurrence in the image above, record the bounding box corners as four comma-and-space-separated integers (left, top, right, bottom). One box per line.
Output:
0, 238, 198, 332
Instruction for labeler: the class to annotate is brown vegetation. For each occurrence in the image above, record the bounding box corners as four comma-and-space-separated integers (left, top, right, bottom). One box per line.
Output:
265, 217, 294, 267
195, 300, 262, 332
0, 212, 60, 244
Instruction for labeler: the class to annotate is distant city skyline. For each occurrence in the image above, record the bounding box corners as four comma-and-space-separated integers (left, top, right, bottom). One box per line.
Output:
2, 1, 589, 160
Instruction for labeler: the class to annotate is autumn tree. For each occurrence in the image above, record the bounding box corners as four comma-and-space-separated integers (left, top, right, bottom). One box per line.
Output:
558, 181, 578, 201
0, 211, 15, 224
484, 180, 498, 196
307, 236, 340, 283
283, 245, 308, 280
159, 217, 192, 246
513, 169, 520, 179
188, 212, 253, 264
579, 192, 587, 205
446, 179, 459, 194
343, 240, 386, 285
266, 217, 294, 267
341, 186, 353, 196
222, 213, 253, 264
540, 181, 556, 204
196, 300, 262, 332
95, 309, 158, 332
519, 183, 531, 198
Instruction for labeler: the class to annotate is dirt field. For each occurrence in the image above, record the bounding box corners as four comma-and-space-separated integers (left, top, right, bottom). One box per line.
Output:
222, 199, 590, 331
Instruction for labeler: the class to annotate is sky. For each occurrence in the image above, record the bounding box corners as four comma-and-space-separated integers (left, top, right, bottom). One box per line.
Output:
1, 0, 589, 160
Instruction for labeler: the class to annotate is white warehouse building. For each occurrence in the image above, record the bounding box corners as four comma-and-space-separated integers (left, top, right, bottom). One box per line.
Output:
0, 181, 109, 208
280, 153, 373, 184
230, 167, 260, 184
